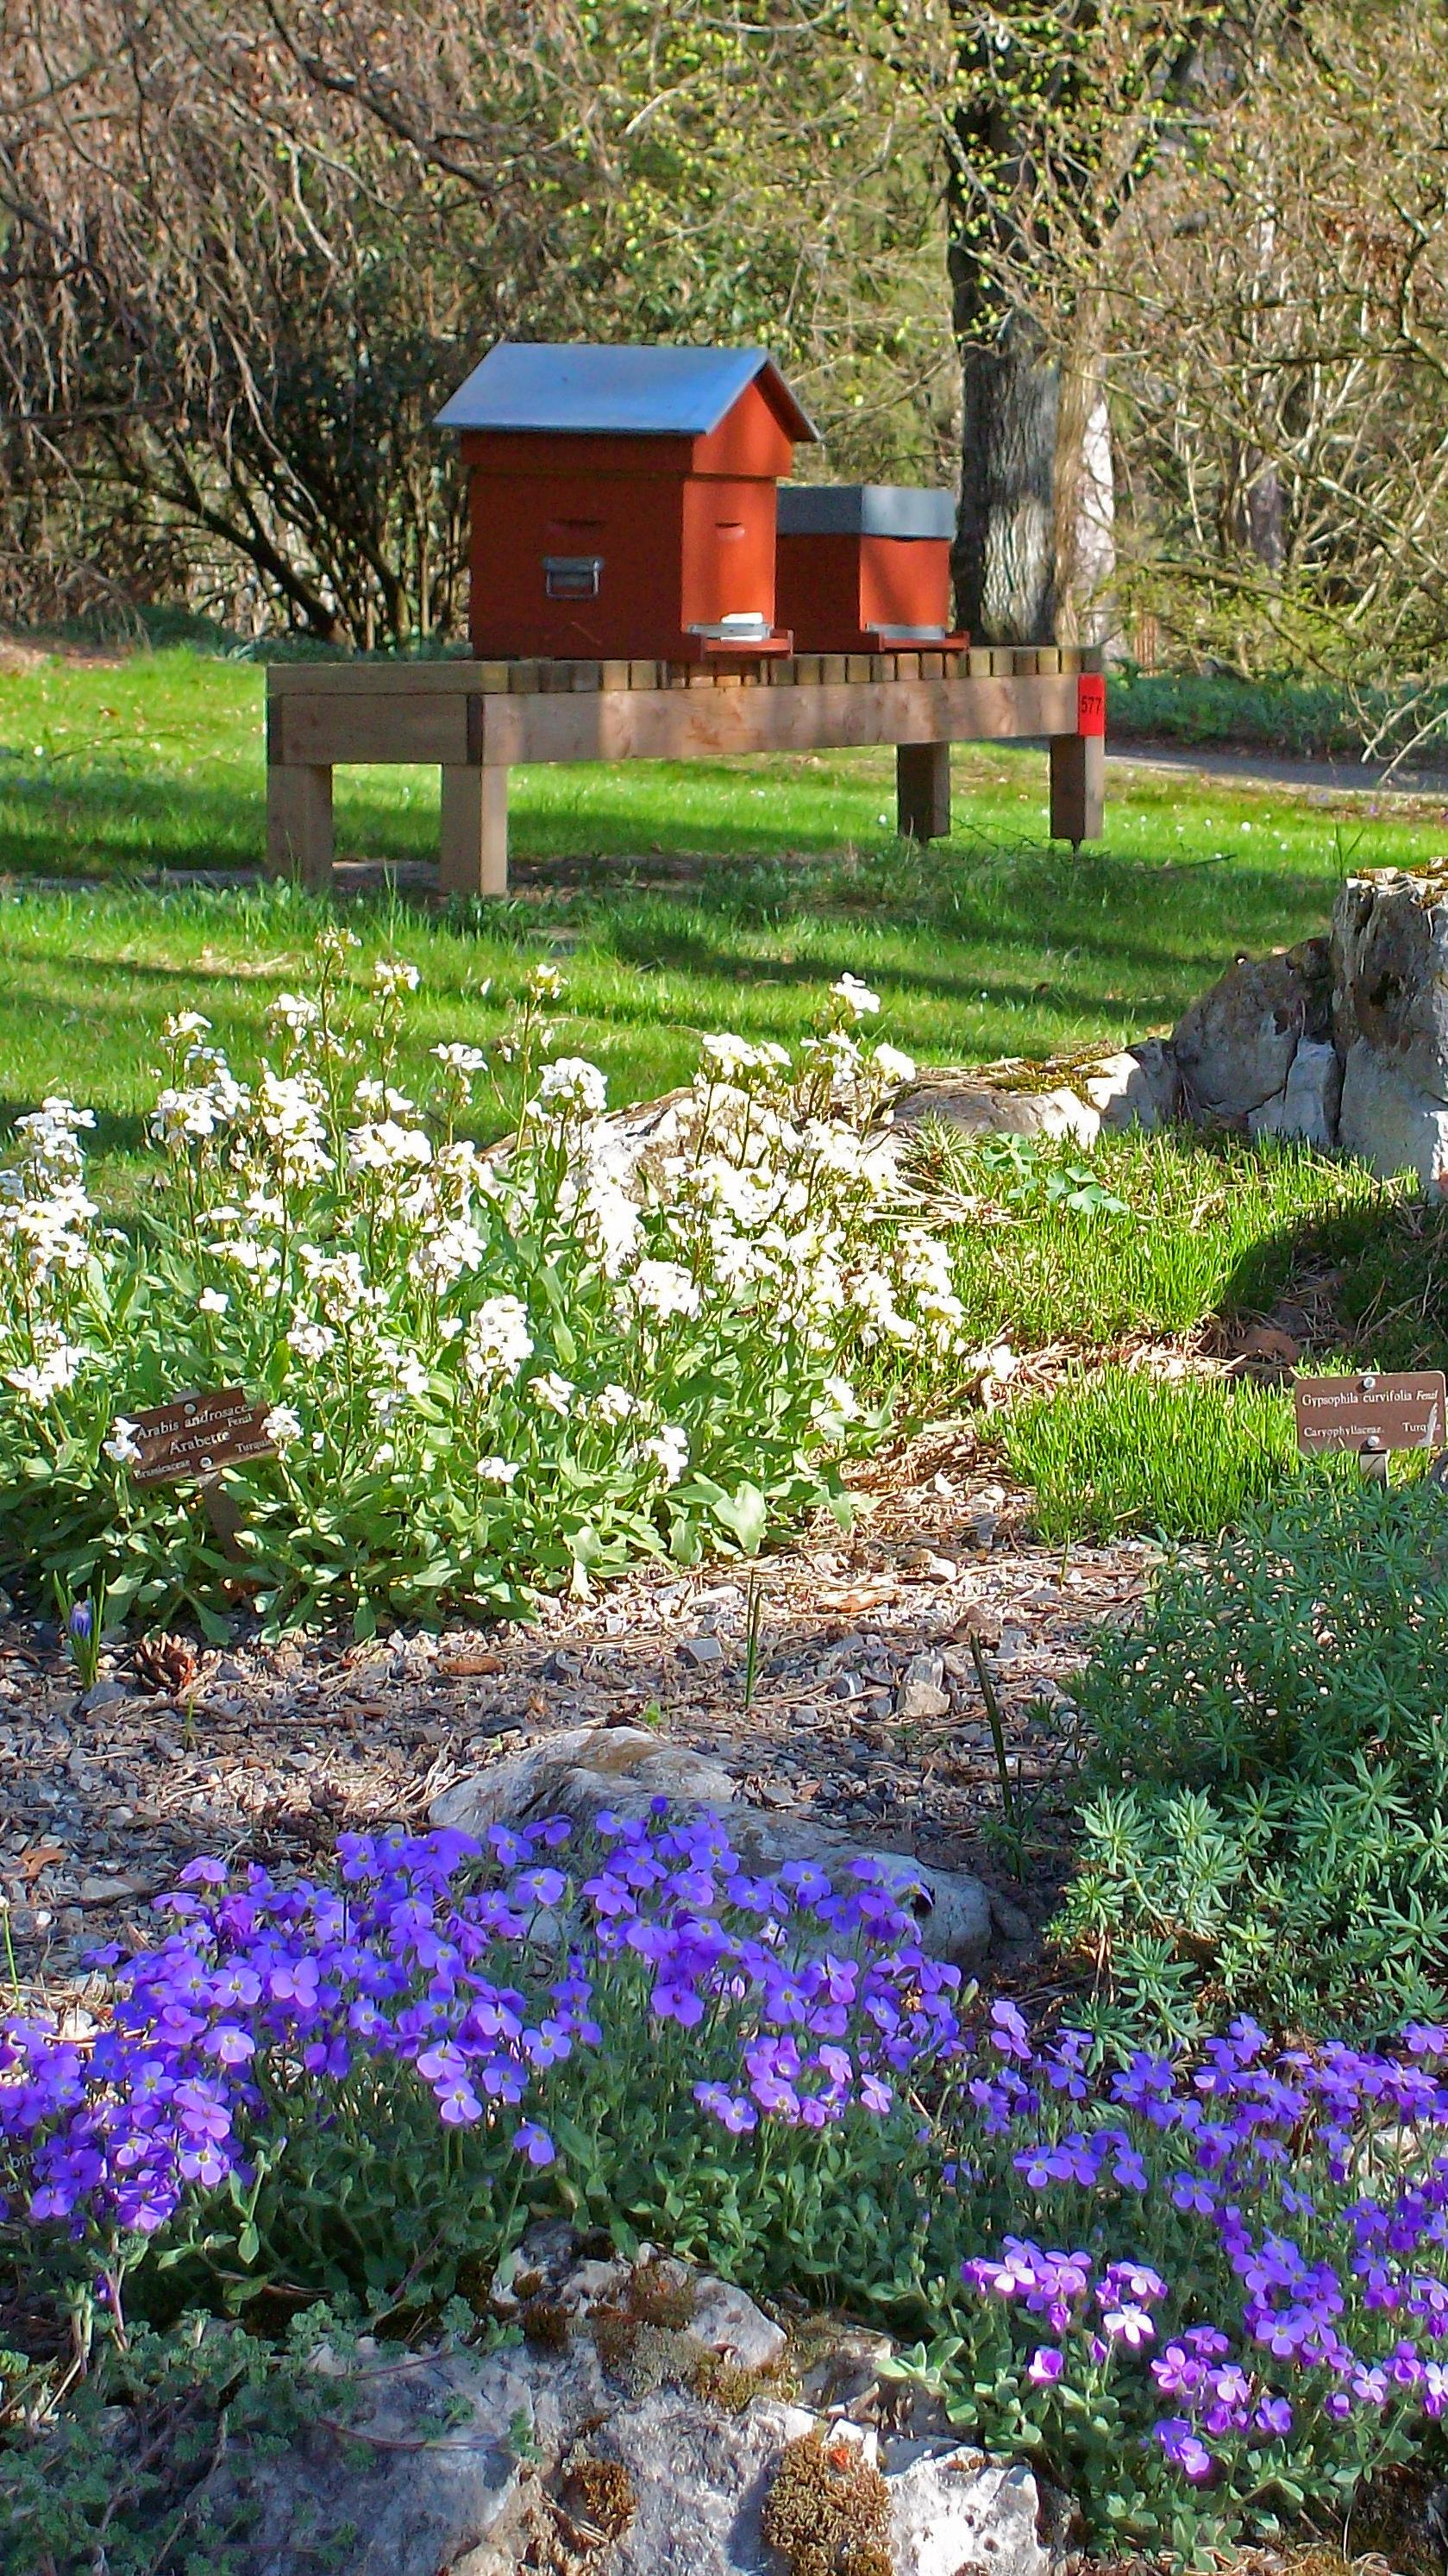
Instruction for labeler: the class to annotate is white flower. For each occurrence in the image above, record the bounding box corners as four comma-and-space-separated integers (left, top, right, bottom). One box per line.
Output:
525, 962, 563, 1002
873, 1043, 917, 1085
353, 1079, 417, 1116
346, 1120, 433, 1175
3, 1340, 88, 1403
627, 1258, 702, 1322
374, 1340, 430, 1400
528, 1369, 574, 1415
535, 1056, 608, 1117
416, 1218, 486, 1290
266, 992, 321, 1035
637, 1425, 689, 1487
590, 1382, 638, 1424
462, 1295, 534, 1385
812, 1374, 860, 1423
373, 956, 420, 996
162, 1012, 211, 1042
104, 1416, 143, 1464
431, 1043, 486, 1075
197, 1287, 229, 1316
699, 1032, 791, 1079
264, 1404, 303, 1450
831, 972, 881, 1017
287, 1313, 337, 1361
850, 1267, 918, 1344
479, 1456, 520, 1486
297, 1247, 376, 1323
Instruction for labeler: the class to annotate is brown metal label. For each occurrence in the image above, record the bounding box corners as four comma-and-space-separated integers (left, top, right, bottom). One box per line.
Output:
122, 1389, 277, 1484
1294, 1371, 1447, 1454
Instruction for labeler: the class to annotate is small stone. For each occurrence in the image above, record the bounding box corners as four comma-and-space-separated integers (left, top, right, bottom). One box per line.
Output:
78, 1678, 129, 1713
896, 1652, 950, 1724
680, 1635, 724, 1668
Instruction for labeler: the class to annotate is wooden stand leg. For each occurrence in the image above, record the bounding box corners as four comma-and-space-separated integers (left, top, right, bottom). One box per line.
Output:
440, 765, 509, 898
896, 741, 950, 842
1050, 732, 1105, 848
266, 764, 334, 891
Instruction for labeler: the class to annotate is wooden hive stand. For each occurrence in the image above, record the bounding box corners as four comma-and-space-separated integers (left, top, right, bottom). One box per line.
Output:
265, 646, 1106, 896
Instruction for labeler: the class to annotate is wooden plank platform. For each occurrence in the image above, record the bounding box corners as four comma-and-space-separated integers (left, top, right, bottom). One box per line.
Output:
266, 649, 1106, 894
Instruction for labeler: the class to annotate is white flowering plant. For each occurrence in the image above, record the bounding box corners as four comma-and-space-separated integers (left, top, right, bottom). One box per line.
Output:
0, 937, 963, 1635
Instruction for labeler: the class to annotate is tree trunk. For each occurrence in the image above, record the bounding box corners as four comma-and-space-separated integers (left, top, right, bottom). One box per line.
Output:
1053, 308, 1119, 649
954, 315, 1060, 643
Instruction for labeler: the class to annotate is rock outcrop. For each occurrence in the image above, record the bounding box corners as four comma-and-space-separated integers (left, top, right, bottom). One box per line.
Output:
885, 870, 1448, 1194
204, 2235, 1059, 2576
430, 1724, 1011, 1972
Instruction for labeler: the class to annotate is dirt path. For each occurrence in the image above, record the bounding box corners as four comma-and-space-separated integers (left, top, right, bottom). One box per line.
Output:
0, 1434, 1159, 1995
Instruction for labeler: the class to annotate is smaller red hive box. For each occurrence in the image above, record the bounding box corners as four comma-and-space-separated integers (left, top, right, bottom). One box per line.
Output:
775, 484, 956, 653
436, 342, 818, 661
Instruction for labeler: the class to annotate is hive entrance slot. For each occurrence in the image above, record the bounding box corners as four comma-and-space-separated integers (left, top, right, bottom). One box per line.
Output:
543, 555, 603, 599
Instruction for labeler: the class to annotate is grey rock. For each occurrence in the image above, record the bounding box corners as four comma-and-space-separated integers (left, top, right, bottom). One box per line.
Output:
1338, 1039, 1448, 1193
211, 2348, 543, 2576
688, 2275, 787, 2372
431, 1725, 996, 1970
1173, 938, 1332, 1122
680, 1633, 725, 1667
1332, 868, 1448, 1100
1247, 1035, 1342, 1150
78, 1677, 129, 1713
888, 2447, 1053, 2576
889, 1069, 1100, 1149
580, 2387, 818, 2576
896, 1650, 950, 1723
1081, 1039, 1182, 1131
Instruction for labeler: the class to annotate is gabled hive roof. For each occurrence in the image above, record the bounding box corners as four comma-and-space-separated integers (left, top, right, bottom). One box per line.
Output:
436, 341, 818, 442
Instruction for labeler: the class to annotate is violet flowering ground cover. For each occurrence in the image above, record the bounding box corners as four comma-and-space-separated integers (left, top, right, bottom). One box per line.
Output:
5, 1811, 1448, 2563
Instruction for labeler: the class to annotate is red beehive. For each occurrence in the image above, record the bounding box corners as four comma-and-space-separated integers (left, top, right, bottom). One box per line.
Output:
774, 485, 957, 654
436, 342, 818, 661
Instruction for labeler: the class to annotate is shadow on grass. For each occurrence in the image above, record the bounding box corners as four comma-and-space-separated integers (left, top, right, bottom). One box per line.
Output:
1221, 1186, 1448, 1376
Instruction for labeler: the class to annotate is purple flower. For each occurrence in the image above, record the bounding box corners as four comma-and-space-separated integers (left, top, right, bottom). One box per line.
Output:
1154, 2419, 1214, 2483
513, 2122, 555, 2166
1026, 2346, 1063, 2386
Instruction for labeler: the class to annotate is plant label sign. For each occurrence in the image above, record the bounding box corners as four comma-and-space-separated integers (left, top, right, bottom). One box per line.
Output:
123, 1389, 276, 1485
1293, 1370, 1447, 1456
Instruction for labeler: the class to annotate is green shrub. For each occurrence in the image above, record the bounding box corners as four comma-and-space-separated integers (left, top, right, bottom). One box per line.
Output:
0, 937, 962, 1633
1057, 1482, 1448, 2034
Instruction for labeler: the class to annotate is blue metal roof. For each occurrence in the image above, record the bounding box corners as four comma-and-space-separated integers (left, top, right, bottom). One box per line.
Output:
435, 342, 818, 441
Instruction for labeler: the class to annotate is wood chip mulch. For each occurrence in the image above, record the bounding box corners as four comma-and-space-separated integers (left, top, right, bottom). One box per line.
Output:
0, 1432, 1166, 1998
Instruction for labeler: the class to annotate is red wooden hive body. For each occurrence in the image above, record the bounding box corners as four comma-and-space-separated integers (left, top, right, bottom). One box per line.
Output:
436, 343, 818, 661
774, 485, 957, 654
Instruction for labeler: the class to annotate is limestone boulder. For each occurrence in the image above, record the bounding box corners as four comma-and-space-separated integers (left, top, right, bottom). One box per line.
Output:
1171, 937, 1332, 1123
430, 1724, 997, 1971
1080, 1039, 1182, 1131
888, 1069, 1100, 1149
1247, 1036, 1343, 1150
1332, 868, 1448, 1100
204, 2239, 1058, 2576
1338, 1040, 1448, 1194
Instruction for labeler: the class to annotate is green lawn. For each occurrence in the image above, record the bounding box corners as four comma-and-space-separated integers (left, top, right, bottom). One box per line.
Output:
5, 645, 1448, 1205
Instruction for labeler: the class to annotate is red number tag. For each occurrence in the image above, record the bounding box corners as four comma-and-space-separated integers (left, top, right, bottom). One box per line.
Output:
1077, 673, 1106, 736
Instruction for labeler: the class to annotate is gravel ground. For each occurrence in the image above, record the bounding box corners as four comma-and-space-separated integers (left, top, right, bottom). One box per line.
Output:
0, 1434, 1160, 1996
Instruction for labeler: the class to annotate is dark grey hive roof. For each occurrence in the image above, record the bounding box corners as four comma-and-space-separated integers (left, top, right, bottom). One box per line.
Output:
436, 342, 818, 441
776, 484, 956, 540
